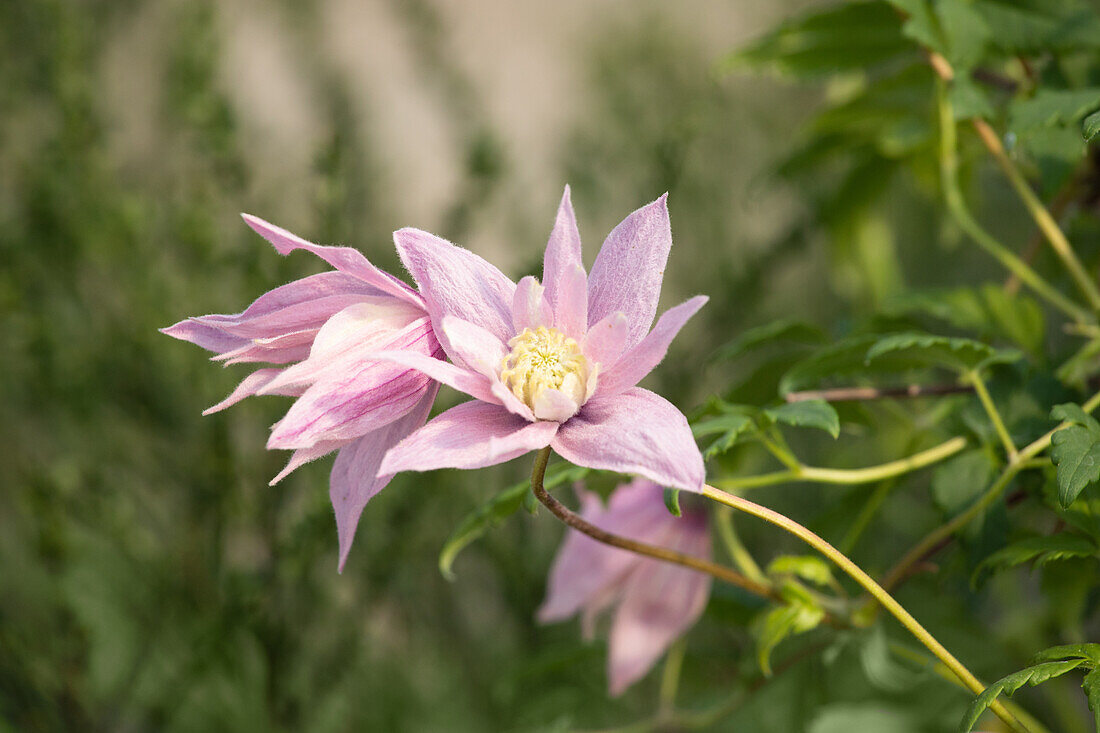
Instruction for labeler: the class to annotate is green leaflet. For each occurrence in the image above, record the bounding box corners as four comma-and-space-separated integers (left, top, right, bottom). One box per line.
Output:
755, 582, 826, 676
1050, 404, 1100, 508
767, 555, 836, 588
764, 401, 841, 439
692, 409, 759, 460
972, 534, 1098, 586
1085, 110, 1100, 143
959, 659, 1087, 732
437, 464, 589, 580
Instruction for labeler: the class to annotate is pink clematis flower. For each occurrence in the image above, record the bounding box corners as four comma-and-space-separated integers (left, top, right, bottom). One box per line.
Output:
374, 187, 707, 491
162, 215, 443, 569
538, 479, 712, 696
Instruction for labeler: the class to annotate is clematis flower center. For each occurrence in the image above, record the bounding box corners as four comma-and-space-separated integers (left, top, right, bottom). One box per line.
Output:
500, 326, 592, 418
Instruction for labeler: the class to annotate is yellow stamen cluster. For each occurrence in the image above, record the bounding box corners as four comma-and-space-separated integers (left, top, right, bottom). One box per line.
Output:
500, 326, 591, 416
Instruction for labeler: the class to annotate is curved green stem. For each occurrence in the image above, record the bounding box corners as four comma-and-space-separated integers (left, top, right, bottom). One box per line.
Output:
969, 369, 1018, 461
936, 82, 1093, 325
714, 436, 968, 492
715, 506, 768, 584
700, 484, 1032, 733
972, 118, 1100, 311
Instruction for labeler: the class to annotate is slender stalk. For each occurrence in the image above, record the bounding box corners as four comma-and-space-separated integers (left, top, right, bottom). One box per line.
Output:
838, 477, 897, 555
936, 83, 1093, 324
712, 436, 969, 492
658, 639, 686, 716
529, 448, 781, 604
700, 485, 1032, 733
715, 506, 769, 585
971, 119, 1100, 311
785, 383, 973, 403
969, 369, 1018, 461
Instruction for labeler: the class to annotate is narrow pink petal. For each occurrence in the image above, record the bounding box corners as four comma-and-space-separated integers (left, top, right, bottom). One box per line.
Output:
202, 368, 304, 415
194, 293, 381, 339
267, 320, 440, 449
542, 185, 584, 316
214, 340, 313, 366
513, 276, 553, 333
586, 195, 672, 350
370, 350, 497, 404
551, 388, 704, 493
269, 439, 347, 485
393, 227, 516, 343
583, 312, 629, 369
162, 320, 247, 354
379, 400, 557, 475
598, 296, 708, 396
554, 264, 588, 340
331, 384, 439, 571
489, 381, 537, 422
243, 214, 423, 308
440, 315, 508, 379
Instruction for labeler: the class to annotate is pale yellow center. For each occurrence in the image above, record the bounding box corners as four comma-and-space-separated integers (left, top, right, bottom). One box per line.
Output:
500, 326, 590, 413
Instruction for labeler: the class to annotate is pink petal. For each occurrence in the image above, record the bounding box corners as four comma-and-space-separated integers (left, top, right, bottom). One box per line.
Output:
586, 195, 672, 350
259, 301, 426, 395
513, 276, 553, 333
331, 384, 439, 571
554, 264, 588, 340
440, 315, 508, 379
379, 400, 557, 475
213, 339, 313, 366
551, 388, 704, 493
267, 319, 440, 449
242, 214, 422, 308
607, 530, 711, 696
583, 312, 630, 369
393, 227, 516, 344
598, 296, 707, 396
202, 368, 304, 415
533, 388, 580, 422
270, 439, 347, 485
369, 350, 497, 404
542, 185, 584, 318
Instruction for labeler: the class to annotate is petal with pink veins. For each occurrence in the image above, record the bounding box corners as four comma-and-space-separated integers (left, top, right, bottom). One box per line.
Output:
331, 384, 439, 571
379, 400, 558, 475
203, 368, 304, 416
394, 227, 516, 344
598, 296, 708, 396
542, 185, 583, 316
369, 350, 497, 405
552, 388, 704, 492
586, 195, 672, 350
554, 264, 588, 340
440, 315, 508, 379
242, 214, 422, 308
270, 439, 348, 485
513, 276, 553, 332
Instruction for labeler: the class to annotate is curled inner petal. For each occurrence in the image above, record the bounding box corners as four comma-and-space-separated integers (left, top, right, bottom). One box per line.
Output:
500, 326, 594, 420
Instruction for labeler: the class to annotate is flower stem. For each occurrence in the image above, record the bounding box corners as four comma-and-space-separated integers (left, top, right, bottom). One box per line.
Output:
971, 118, 1100, 311
699, 484, 1032, 733
936, 82, 1093, 325
969, 369, 1018, 461
658, 639, 686, 717
715, 506, 769, 585
529, 448, 781, 604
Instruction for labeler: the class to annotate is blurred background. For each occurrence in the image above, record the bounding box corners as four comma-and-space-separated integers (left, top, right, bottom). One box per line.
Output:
5, 0, 1093, 730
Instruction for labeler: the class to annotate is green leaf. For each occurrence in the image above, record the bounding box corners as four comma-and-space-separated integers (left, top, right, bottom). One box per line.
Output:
1051, 403, 1100, 431
973, 534, 1097, 585
767, 554, 836, 587
937, 0, 991, 71
693, 409, 759, 459
865, 332, 1022, 373
932, 449, 995, 518
438, 464, 589, 579
859, 629, 924, 692
1084, 667, 1100, 730
1029, 643, 1100, 666
1050, 422, 1100, 508
959, 660, 1088, 732
664, 488, 682, 517
764, 400, 841, 439
755, 588, 825, 676
724, 1, 908, 79
949, 75, 994, 120
1084, 110, 1100, 143
1011, 88, 1100, 135
712, 318, 825, 362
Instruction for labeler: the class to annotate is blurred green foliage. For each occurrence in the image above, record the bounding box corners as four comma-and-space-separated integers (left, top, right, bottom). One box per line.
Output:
6, 0, 1100, 731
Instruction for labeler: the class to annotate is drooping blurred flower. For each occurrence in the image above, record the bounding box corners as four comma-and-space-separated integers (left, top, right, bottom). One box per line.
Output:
374, 187, 707, 492
162, 216, 442, 569
538, 479, 712, 696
